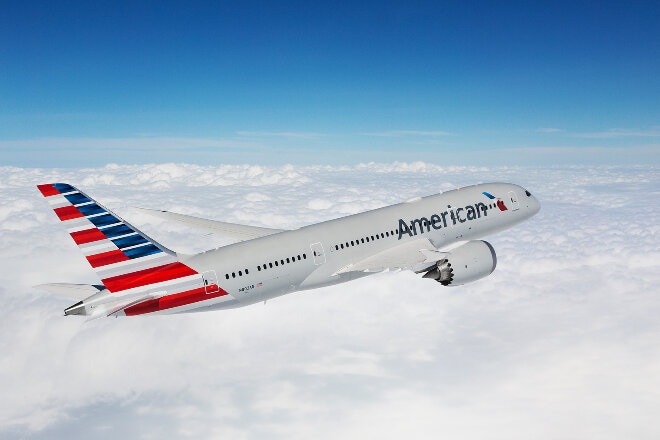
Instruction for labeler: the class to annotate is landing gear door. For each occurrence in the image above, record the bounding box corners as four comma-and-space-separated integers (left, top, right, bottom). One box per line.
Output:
202, 270, 219, 294
310, 242, 326, 265
508, 191, 520, 211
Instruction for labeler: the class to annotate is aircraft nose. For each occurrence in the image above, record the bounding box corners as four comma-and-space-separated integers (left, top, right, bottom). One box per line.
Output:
522, 189, 541, 215
532, 196, 541, 215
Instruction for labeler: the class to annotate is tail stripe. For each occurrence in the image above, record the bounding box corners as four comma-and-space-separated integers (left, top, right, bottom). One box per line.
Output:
102, 262, 198, 292
63, 192, 91, 205
71, 228, 108, 245
112, 234, 149, 248
96, 253, 176, 279
54, 205, 85, 221
37, 184, 61, 197
123, 244, 161, 259
79, 240, 115, 254
60, 217, 92, 232
76, 203, 106, 216
39, 182, 237, 316
101, 224, 135, 239
89, 213, 123, 228
38, 183, 199, 294
87, 250, 130, 267
52, 183, 76, 193
124, 286, 231, 316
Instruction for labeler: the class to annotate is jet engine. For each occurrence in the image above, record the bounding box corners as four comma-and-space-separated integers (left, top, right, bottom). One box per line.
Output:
422, 240, 497, 286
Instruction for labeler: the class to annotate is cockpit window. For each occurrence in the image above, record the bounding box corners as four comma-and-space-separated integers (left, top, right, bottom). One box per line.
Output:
525, 190, 532, 197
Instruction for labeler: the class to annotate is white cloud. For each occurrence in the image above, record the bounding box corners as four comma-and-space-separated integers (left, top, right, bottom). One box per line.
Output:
0, 163, 659, 439
491, 145, 660, 164
236, 131, 326, 140
574, 127, 660, 138
362, 130, 454, 137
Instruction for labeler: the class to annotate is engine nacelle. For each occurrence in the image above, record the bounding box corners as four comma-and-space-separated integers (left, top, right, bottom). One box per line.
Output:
422, 240, 497, 286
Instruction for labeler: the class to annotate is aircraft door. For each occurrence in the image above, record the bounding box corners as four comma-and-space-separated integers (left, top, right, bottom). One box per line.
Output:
508, 191, 520, 211
202, 270, 220, 294
310, 242, 326, 265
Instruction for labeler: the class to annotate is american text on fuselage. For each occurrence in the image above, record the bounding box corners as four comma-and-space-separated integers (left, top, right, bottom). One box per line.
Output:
397, 201, 489, 240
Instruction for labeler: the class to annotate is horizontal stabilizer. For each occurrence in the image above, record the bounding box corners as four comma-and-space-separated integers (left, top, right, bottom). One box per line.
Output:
134, 207, 286, 241
34, 283, 106, 301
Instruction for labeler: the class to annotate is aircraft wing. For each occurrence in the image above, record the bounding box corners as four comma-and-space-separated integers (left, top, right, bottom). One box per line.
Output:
134, 207, 287, 241
334, 238, 459, 275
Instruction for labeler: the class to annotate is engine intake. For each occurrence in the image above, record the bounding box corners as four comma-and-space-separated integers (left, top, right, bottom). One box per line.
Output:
422, 240, 497, 286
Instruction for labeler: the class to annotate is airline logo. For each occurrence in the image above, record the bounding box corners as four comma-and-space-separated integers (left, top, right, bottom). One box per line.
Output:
482, 191, 508, 211
37, 182, 232, 315
397, 192, 506, 240
37, 183, 177, 280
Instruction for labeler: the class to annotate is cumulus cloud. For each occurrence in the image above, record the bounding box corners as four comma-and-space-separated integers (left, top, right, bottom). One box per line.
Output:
0, 163, 659, 439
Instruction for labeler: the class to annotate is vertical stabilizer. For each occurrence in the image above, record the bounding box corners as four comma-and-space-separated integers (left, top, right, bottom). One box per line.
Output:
36, 183, 229, 316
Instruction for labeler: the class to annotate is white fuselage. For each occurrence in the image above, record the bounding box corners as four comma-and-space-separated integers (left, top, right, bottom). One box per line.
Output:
180, 183, 540, 313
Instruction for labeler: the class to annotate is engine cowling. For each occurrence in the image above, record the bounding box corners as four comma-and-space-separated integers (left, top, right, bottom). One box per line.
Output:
422, 240, 497, 286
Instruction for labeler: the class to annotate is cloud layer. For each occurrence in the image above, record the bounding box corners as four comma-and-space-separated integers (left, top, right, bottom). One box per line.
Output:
1, 163, 658, 439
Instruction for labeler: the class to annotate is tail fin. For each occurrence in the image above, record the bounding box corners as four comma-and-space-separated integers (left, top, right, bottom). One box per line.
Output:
37, 183, 233, 317
36, 183, 198, 294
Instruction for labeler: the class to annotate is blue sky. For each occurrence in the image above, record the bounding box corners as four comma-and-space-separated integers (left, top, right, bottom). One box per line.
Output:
1, 0, 659, 166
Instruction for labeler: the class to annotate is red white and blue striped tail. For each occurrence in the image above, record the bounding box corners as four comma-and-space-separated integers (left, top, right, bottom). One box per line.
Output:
37, 183, 228, 316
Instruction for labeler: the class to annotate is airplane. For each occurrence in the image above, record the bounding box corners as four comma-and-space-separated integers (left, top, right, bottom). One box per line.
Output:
36, 182, 540, 318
